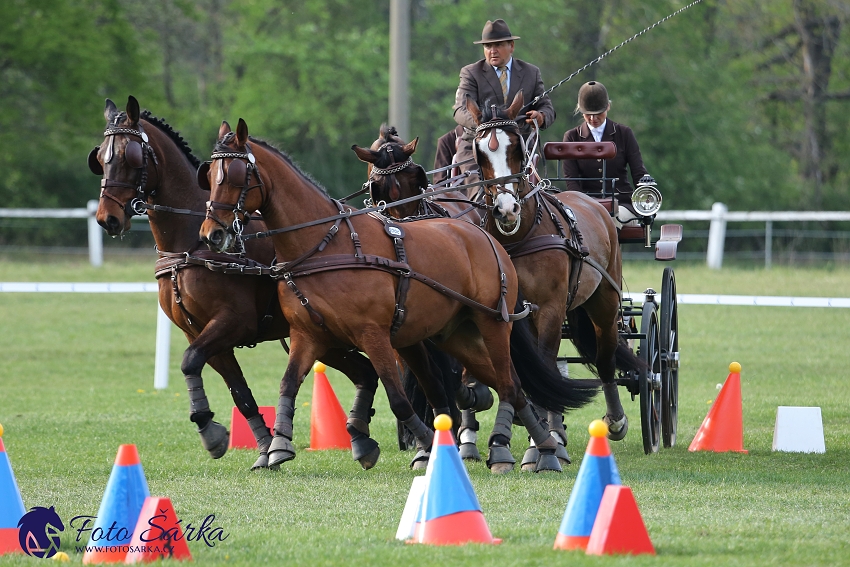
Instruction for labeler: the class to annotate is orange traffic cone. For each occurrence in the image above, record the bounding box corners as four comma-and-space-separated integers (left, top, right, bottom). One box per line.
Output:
125, 497, 192, 563
689, 362, 748, 453
308, 363, 351, 451
585, 485, 655, 556
228, 406, 275, 449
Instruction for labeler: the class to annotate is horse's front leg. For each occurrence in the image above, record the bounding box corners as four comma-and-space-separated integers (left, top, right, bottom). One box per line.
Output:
319, 348, 382, 470
268, 332, 325, 468
594, 314, 628, 441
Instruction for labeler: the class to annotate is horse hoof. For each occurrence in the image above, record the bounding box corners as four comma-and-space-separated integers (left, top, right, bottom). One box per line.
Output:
198, 421, 229, 459
489, 462, 514, 474
535, 451, 562, 473
554, 443, 571, 466
351, 435, 379, 464
250, 453, 269, 470
459, 442, 481, 461
520, 446, 539, 472
604, 414, 629, 441
268, 436, 295, 467
356, 446, 381, 470
410, 449, 430, 470
486, 444, 516, 473
268, 449, 295, 467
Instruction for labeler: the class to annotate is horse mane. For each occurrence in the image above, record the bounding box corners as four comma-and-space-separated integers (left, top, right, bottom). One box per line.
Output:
246, 137, 332, 197
140, 111, 201, 170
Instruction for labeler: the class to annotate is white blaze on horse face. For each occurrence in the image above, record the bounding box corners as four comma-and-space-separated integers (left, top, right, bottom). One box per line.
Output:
477, 129, 520, 223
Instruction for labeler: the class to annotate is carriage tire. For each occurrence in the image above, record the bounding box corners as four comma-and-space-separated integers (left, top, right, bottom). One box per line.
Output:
660, 267, 679, 448
638, 301, 662, 454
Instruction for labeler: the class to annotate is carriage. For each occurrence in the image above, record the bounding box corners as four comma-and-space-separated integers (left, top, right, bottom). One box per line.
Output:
536, 140, 682, 455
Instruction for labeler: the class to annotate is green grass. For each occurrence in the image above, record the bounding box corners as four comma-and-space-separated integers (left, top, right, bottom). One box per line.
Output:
1, 260, 849, 565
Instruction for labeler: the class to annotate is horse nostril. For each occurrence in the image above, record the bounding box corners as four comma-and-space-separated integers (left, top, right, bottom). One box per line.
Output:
205, 229, 224, 248
105, 215, 120, 231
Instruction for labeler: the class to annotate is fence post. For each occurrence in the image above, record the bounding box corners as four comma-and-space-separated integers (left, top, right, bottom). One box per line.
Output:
765, 220, 773, 270
154, 304, 171, 390
706, 202, 728, 269
87, 199, 103, 267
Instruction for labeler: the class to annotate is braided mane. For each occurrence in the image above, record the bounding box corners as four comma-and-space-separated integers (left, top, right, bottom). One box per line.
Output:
140, 110, 201, 170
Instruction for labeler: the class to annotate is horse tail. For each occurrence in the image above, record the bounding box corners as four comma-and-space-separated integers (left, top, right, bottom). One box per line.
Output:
511, 295, 598, 413
565, 306, 647, 375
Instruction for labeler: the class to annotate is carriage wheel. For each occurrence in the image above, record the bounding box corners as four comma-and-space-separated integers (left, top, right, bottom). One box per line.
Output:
638, 300, 662, 454
660, 267, 679, 448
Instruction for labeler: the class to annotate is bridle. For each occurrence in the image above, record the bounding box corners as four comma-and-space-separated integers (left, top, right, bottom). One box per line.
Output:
89, 117, 159, 219
200, 138, 266, 253
364, 141, 426, 212
473, 113, 544, 236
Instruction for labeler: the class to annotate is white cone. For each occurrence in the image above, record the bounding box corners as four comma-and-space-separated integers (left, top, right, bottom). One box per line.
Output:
772, 406, 825, 453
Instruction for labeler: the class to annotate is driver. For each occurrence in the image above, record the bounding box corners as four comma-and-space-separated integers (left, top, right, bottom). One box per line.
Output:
561, 81, 655, 228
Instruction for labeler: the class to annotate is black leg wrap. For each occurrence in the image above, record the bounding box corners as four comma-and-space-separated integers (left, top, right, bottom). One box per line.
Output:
347, 389, 375, 436
402, 414, 433, 470
247, 415, 272, 470
455, 379, 494, 412
268, 396, 296, 467
486, 402, 516, 472
548, 411, 571, 465
458, 409, 481, 461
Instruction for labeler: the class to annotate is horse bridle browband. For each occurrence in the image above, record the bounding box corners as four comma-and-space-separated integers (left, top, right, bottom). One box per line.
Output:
92, 122, 159, 217
203, 143, 265, 244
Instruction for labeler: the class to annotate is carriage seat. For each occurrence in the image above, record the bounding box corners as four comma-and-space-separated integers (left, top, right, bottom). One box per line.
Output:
542, 141, 617, 161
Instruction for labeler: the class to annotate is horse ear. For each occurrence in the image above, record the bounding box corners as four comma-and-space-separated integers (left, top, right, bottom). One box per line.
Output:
351, 145, 378, 164
402, 137, 419, 157
104, 99, 118, 122
196, 162, 211, 191
218, 121, 232, 140
506, 91, 524, 120
126, 96, 141, 124
236, 118, 249, 147
465, 95, 482, 125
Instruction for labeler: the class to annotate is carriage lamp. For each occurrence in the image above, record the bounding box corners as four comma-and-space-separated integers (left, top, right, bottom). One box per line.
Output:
631, 182, 662, 217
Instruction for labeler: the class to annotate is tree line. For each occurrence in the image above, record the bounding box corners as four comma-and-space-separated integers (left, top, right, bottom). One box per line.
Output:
2, 0, 848, 217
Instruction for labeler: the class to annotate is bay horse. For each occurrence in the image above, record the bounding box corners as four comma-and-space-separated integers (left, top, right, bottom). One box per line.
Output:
198, 118, 598, 473
352, 125, 576, 469
464, 92, 644, 451
90, 96, 384, 470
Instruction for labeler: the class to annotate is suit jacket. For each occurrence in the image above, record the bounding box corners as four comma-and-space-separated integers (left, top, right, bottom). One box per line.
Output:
432, 125, 464, 184
452, 58, 556, 140
561, 120, 648, 198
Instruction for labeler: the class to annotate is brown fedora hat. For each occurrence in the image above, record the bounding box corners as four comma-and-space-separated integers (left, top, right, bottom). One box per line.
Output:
473, 19, 520, 44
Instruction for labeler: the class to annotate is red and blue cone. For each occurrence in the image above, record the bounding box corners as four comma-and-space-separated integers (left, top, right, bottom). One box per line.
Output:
410, 415, 500, 545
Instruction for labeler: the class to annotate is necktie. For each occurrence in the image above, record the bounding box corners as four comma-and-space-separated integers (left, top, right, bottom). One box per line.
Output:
498, 66, 508, 101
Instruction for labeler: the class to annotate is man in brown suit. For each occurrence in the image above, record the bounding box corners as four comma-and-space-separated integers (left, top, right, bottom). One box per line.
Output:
452, 19, 556, 187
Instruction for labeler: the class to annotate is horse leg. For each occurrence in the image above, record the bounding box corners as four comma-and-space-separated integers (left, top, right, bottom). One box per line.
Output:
267, 334, 325, 468
205, 351, 273, 470
179, 332, 235, 461
455, 371, 492, 461
319, 349, 381, 470
521, 309, 572, 470
590, 304, 629, 441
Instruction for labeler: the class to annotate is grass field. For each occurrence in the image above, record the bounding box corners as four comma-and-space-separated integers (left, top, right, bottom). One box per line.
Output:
1, 259, 849, 565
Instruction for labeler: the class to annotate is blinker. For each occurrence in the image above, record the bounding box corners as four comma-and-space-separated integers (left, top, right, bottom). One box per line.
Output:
125, 141, 144, 169
196, 162, 212, 191
88, 146, 104, 175
227, 159, 248, 187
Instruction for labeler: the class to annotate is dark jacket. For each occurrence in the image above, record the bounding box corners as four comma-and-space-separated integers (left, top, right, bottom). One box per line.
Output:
561, 120, 648, 198
453, 58, 556, 140
432, 125, 464, 185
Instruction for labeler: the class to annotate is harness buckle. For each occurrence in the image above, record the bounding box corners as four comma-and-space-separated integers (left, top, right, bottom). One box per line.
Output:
130, 198, 147, 215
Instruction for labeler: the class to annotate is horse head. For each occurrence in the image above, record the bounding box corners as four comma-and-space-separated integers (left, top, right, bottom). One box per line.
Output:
91, 96, 158, 236
466, 92, 530, 235
351, 125, 427, 217
199, 119, 264, 253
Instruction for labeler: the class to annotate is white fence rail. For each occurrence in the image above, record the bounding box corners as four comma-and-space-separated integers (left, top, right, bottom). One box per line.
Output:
2, 201, 850, 269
